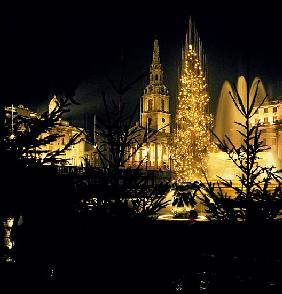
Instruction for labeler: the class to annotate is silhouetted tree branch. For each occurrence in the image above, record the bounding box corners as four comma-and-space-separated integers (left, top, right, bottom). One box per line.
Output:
201, 79, 282, 223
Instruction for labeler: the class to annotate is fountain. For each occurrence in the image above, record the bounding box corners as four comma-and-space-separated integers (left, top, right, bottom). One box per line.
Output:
158, 184, 208, 222
209, 75, 270, 180
214, 76, 267, 147
158, 76, 270, 221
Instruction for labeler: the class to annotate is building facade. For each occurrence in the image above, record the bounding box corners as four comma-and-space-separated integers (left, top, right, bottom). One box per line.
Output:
129, 39, 172, 170
5, 96, 88, 166
42, 95, 88, 166
250, 98, 282, 166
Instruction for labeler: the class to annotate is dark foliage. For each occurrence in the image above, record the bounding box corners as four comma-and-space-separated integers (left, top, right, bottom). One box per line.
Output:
171, 182, 201, 218
200, 80, 282, 223
0, 92, 80, 261
76, 70, 170, 220
4, 96, 83, 167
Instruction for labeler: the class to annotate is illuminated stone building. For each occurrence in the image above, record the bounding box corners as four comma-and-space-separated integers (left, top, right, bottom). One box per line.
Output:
6, 96, 88, 166
128, 39, 171, 170
250, 98, 282, 166
41, 118, 86, 166
41, 95, 87, 166
5, 104, 38, 119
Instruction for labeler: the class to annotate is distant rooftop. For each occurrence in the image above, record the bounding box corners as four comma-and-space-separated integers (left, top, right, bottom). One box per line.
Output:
263, 97, 282, 105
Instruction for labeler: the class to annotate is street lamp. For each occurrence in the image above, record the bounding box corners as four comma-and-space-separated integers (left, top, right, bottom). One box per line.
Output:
145, 145, 149, 171
169, 155, 174, 172
169, 155, 176, 181
9, 104, 16, 140
93, 114, 97, 148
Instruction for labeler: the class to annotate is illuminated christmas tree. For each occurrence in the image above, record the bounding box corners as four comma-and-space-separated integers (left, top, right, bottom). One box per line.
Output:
172, 19, 213, 183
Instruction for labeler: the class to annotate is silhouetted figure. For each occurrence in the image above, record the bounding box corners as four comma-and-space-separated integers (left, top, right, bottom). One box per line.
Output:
189, 210, 198, 219
188, 210, 198, 225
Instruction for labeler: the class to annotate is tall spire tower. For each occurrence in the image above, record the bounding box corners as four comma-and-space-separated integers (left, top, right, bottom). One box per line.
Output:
139, 38, 171, 169
141, 39, 170, 131
172, 19, 213, 183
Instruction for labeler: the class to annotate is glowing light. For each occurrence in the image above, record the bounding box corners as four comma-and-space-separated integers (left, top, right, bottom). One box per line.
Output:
158, 214, 208, 221
207, 150, 277, 181
207, 151, 239, 180
171, 36, 213, 183
259, 151, 276, 168
93, 114, 96, 147
5, 218, 14, 228
10, 104, 15, 140
9, 134, 16, 140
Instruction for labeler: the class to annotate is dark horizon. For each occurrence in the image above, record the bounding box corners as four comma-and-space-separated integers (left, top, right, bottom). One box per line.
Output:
3, 3, 282, 122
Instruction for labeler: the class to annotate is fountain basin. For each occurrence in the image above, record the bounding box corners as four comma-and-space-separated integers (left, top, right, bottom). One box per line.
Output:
158, 214, 208, 222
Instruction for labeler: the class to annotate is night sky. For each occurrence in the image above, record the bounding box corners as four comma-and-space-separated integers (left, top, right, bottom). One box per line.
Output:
3, 2, 282, 123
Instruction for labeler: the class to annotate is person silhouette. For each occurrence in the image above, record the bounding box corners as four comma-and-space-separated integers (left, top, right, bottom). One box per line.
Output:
189, 210, 198, 219
188, 210, 198, 224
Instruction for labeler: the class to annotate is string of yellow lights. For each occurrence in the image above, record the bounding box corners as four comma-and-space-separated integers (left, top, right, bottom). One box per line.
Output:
172, 36, 213, 183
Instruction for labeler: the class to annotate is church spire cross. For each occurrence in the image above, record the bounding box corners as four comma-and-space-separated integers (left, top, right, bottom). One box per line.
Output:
153, 39, 160, 64
148, 38, 165, 87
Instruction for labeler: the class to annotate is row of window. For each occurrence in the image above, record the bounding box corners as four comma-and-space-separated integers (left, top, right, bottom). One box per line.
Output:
256, 106, 278, 114
148, 99, 165, 111
254, 116, 278, 124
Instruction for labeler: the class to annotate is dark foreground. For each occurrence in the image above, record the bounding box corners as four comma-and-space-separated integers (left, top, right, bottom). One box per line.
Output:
1, 220, 282, 293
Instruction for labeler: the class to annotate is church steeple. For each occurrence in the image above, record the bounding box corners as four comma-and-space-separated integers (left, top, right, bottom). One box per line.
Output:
146, 38, 167, 94
133, 38, 172, 171
140, 38, 170, 132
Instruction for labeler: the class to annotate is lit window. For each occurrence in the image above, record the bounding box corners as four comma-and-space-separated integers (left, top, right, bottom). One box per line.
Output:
148, 99, 153, 111
264, 108, 268, 113
273, 107, 278, 113
264, 117, 269, 124
255, 118, 260, 124
273, 116, 278, 123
